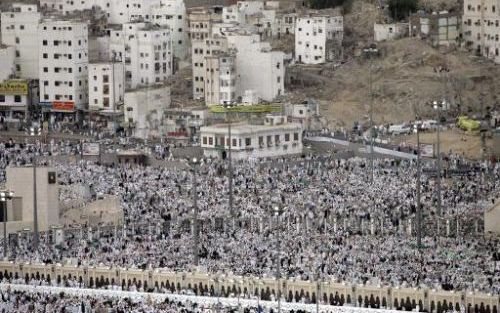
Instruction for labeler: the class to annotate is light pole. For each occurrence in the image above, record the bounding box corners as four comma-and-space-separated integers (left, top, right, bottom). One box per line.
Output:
432, 100, 445, 217
223, 104, 236, 218
190, 157, 200, 266
415, 119, 422, 250
29, 126, 41, 249
363, 45, 378, 184
0, 190, 14, 259
274, 205, 284, 313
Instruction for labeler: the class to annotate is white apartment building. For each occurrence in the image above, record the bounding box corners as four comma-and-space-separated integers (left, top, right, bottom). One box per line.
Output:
39, 0, 163, 24
151, 0, 189, 62
204, 52, 237, 105
38, 19, 89, 112
0, 4, 41, 79
227, 33, 285, 102
188, 8, 223, 99
462, 0, 500, 62
0, 46, 15, 81
88, 62, 125, 111
295, 14, 344, 64
222, 1, 265, 24
109, 23, 172, 89
200, 115, 303, 159
124, 85, 171, 139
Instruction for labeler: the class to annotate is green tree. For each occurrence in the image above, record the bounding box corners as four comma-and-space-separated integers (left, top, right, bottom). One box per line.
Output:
388, 0, 418, 21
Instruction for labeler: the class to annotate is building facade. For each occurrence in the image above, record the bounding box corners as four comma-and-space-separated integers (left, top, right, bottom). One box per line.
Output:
295, 14, 343, 64
200, 115, 303, 159
0, 4, 41, 79
38, 19, 89, 112
227, 33, 285, 102
409, 11, 459, 48
109, 23, 172, 89
88, 62, 125, 111
0, 46, 15, 81
124, 85, 171, 139
188, 8, 222, 99
0, 79, 37, 120
204, 52, 237, 105
151, 0, 189, 63
462, 0, 500, 62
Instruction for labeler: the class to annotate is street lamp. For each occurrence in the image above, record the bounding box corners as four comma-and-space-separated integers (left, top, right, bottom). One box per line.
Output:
432, 100, 446, 217
190, 157, 200, 266
222, 103, 236, 219
29, 125, 41, 249
363, 45, 378, 184
274, 205, 285, 313
0, 190, 14, 259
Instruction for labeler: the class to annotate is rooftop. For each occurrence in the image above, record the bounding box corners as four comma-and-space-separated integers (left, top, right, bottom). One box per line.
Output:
202, 122, 302, 134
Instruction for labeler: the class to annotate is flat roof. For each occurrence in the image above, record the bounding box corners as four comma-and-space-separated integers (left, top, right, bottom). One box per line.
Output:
201, 122, 302, 135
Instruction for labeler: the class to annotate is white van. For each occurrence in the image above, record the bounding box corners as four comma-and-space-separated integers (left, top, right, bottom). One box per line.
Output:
422, 120, 438, 130
388, 124, 412, 135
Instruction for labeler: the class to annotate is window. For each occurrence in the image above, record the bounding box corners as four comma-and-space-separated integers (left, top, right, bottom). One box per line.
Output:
15, 50, 20, 57
245, 138, 251, 146
232, 138, 237, 147
103, 97, 109, 107
42, 40, 48, 46
20, 25, 24, 30
208, 137, 213, 145
15, 37, 19, 44
285, 133, 290, 141
14, 95, 21, 103
0, 95, 4, 102
43, 67, 48, 72
43, 53, 48, 59
16, 64, 20, 71
202, 136, 207, 145
103, 75, 109, 83
54, 40, 59, 46
294, 132, 299, 141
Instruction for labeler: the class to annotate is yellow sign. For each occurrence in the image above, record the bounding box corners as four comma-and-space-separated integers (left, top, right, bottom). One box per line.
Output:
0, 80, 28, 95
209, 104, 283, 113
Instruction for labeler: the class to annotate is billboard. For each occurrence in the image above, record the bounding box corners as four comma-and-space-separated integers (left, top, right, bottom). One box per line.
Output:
419, 144, 434, 157
82, 143, 100, 156
0, 80, 28, 95
52, 101, 75, 111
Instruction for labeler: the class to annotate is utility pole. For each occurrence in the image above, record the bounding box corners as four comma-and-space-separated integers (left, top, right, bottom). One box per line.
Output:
416, 113, 422, 250
363, 46, 378, 184
191, 157, 200, 266
29, 126, 41, 249
223, 104, 236, 218
274, 206, 283, 313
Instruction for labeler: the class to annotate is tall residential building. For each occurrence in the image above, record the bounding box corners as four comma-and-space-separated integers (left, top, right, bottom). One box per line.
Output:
204, 52, 237, 105
295, 13, 343, 64
227, 33, 284, 102
0, 4, 41, 79
109, 22, 173, 89
38, 19, 89, 112
88, 62, 125, 111
188, 7, 222, 100
151, 0, 189, 63
462, 0, 500, 62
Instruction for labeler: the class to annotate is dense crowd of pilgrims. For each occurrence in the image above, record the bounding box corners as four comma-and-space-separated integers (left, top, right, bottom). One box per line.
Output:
0, 137, 499, 309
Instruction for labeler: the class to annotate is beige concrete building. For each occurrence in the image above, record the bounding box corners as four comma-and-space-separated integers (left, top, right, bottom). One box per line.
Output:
188, 7, 223, 99
204, 51, 237, 105
462, 0, 500, 62
3, 167, 59, 237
